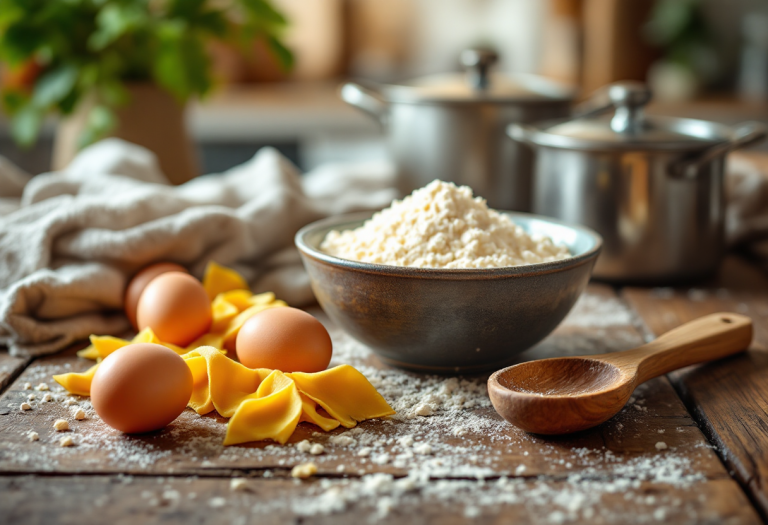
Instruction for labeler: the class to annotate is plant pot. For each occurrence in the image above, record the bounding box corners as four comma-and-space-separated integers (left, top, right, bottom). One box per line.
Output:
52, 83, 199, 185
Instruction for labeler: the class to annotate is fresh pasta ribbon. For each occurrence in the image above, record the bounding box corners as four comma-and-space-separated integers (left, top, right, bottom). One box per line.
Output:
299, 394, 341, 432
182, 346, 271, 417
202, 261, 250, 301
53, 262, 394, 446
54, 344, 394, 446
77, 328, 186, 361
180, 346, 394, 444
288, 367, 396, 428
52, 363, 99, 397
223, 370, 304, 445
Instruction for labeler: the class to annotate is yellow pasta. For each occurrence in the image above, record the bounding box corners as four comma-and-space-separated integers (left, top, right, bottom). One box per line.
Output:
211, 294, 240, 332
181, 346, 269, 417
53, 264, 394, 446
57, 343, 394, 444
52, 363, 99, 397
288, 366, 396, 428
185, 333, 224, 352
202, 261, 250, 301
299, 394, 341, 432
224, 370, 304, 445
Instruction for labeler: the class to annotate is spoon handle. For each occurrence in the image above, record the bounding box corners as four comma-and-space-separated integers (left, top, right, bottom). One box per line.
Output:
607, 312, 753, 384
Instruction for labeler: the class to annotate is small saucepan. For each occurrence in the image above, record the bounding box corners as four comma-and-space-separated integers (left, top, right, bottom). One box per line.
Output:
508, 82, 768, 283
341, 48, 574, 212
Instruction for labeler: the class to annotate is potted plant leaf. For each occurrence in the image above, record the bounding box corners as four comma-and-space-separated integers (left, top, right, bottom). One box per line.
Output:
0, 0, 293, 184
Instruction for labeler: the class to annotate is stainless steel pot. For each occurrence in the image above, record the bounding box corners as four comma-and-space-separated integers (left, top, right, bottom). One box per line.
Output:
508, 82, 768, 283
341, 49, 574, 211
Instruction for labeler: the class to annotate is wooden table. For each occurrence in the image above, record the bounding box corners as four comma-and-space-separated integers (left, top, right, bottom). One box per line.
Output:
1, 256, 767, 524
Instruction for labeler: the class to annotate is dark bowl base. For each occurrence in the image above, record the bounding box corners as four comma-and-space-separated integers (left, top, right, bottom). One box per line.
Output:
375, 352, 527, 375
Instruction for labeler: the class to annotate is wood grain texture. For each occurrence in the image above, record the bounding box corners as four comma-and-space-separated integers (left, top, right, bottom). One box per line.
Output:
0, 347, 726, 480
0, 283, 762, 523
623, 256, 768, 520
0, 474, 760, 525
0, 351, 30, 396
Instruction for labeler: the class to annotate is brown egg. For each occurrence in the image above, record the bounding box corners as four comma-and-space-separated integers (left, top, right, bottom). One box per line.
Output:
236, 307, 333, 372
124, 262, 187, 329
137, 272, 212, 346
91, 343, 193, 434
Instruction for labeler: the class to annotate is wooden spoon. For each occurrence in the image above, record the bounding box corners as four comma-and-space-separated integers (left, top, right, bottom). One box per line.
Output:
488, 312, 752, 435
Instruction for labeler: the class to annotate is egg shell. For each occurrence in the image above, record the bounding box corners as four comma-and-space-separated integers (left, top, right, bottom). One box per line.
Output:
236, 307, 333, 373
137, 272, 212, 347
91, 343, 193, 434
124, 262, 187, 329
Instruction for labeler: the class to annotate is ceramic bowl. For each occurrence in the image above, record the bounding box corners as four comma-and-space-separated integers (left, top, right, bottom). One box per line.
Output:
295, 212, 602, 373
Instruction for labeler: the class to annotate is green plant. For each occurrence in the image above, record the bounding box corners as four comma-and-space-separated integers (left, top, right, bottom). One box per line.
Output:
644, 0, 718, 83
0, 0, 293, 148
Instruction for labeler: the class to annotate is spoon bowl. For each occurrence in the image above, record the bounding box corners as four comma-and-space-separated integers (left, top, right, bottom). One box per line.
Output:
489, 313, 753, 434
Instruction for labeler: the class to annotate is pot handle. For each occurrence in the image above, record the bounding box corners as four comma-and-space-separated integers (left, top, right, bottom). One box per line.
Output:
506, 122, 538, 145
340, 82, 388, 126
669, 121, 768, 179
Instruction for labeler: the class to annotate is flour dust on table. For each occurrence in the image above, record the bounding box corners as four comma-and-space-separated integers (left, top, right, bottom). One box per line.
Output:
0, 290, 722, 523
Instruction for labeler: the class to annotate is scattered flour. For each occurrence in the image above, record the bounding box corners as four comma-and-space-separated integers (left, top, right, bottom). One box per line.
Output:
320, 180, 570, 269
562, 294, 635, 328
292, 463, 318, 479
0, 296, 713, 523
208, 496, 226, 508
229, 478, 248, 492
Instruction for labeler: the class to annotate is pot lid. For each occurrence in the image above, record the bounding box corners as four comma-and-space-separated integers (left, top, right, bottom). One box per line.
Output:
379, 48, 575, 104
513, 82, 730, 150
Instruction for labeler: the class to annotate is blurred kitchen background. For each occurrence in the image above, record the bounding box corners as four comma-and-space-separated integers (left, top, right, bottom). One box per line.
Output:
2, 0, 768, 176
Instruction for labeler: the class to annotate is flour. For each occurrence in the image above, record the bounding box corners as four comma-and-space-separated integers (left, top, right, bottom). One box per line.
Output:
321, 180, 570, 269
562, 293, 636, 329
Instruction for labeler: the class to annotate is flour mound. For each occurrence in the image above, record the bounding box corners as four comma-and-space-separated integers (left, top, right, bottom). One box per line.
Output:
321, 180, 570, 269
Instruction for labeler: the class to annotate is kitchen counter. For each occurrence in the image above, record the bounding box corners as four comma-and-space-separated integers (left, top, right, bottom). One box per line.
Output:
3, 83, 766, 176
188, 82, 378, 142
0, 255, 766, 523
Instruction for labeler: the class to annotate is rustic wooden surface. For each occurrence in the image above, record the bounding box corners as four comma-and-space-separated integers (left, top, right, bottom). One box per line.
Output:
0, 277, 765, 524
624, 257, 768, 521
0, 475, 757, 525
0, 353, 29, 395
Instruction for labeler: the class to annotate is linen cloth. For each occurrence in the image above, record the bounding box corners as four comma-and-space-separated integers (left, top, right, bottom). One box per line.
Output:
0, 139, 397, 357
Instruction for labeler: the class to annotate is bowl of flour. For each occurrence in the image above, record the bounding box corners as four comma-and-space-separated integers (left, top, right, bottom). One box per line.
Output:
296, 181, 602, 373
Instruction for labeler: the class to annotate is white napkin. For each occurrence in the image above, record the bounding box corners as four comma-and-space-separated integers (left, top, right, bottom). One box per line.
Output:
0, 139, 398, 357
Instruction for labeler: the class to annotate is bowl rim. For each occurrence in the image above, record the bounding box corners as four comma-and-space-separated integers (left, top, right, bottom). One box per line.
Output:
295, 211, 603, 279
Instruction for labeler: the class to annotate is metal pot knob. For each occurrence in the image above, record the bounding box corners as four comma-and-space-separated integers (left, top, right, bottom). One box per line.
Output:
460, 48, 499, 90
607, 81, 652, 134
